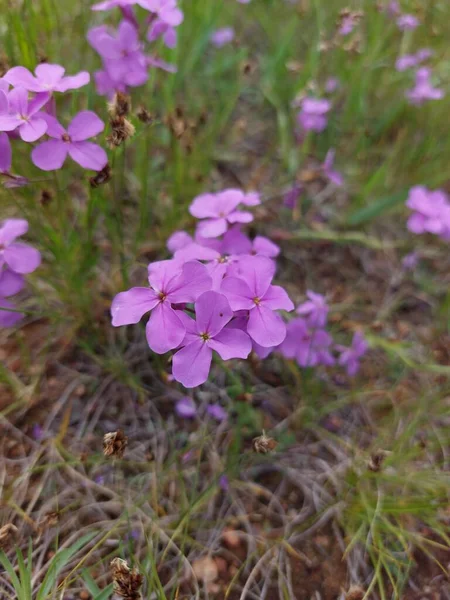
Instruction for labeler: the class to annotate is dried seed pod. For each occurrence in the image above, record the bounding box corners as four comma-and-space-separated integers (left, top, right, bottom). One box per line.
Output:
108, 92, 131, 118
368, 449, 390, 472
39, 189, 53, 206
103, 430, 128, 459
90, 163, 112, 188
0, 524, 18, 550
106, 117, 135, 148
252, 431, 277, 454
38, 511, 59, 534
345, 584, 365, 600
110, 557, 143, 600
136, 106, 153, 124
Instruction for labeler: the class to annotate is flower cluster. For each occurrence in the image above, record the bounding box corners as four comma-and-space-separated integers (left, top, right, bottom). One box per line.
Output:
406, 186, 450, 241
0, 219, 40, 327
297, 97, 331, 133
0, 63, 107, 176
405, 67, 444, 106
111, 188, 295, 387
88, 0, 183, 98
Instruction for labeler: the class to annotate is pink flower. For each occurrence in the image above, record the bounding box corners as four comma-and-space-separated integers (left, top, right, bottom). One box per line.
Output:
280, 318, 335, 367
336, 332, 368, 376
221, 256, 294, 347
31, 111, 107, 171
322, 149, 344, 186
147, 19, 177, 48
406, 186, 450, 240
0, 219, 41, 274
111, 260, 212, 354
397, 14, 419, 31
172, 291, 251, 387
297, 98, 331, 133
0, 87, 49, 142
395, 49, 432, 72
406, 68, 444, 106
190, 189, 255, 238
0, 268, 25, 327
210, 27, 235, 47
144, 0, 183, 27
175, 396, 197, 418
4, 64, 89, 93
296, 291, 329, 328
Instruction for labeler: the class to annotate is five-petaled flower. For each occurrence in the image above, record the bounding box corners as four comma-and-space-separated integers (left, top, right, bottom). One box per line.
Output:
189, 189, 255, 238
0, 87, 49, 142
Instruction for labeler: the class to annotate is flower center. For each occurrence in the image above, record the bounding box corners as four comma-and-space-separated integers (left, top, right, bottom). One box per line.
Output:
19, 114, 29, 122
218, 255, 229, 264
200, 332, 210, 342
158, 292, 167, 302
62, 133, 71, 143
253, 297, 261, 305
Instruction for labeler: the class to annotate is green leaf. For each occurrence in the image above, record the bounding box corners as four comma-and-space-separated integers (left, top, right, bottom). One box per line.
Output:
348, 191, 408, 225
81, 568, 101, 596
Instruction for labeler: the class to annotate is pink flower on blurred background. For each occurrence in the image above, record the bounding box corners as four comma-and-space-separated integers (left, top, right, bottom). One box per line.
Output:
336, 332, 368, 376
190, 190, 255, 238
0, 87, 49, 142
322, 149, 344, 186
0, 268, 25, 327
210, 27, 235, 47
297, 97, 331, 132
395, 49, 432, 72
397, 14, 419, 31
175, 396, 197, 418
280, 318, 335, 367
172, 291, 251, 387
296, 291, 329, 328
405, 186, 450, 241
32, 111, 107, 171
405, 68, 444, 105
4, 64, 89, 93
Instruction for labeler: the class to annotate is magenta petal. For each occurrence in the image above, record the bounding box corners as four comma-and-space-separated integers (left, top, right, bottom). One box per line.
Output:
0, 298, 23, 327
0, 219, 28, 244
35, 63, 65, 84
175, 396, 197, 418
38, 113, 66, 138
230, 255, 275, 298
196, 218, 228, 238
209, 328, 251, 360
0, 90, 9, 113
145, 302, 186, 354
56, 71, 90, 92
160, 5, 183, 26
19, 117, 47, 142
195, 291, 233, 337
0, 269, 25, 296
252, 236, 280, 257
27, 92, 51, 116
148, 259, 182, 292
0, 115, 21, 132
0, 132, 12, 172
4, 67, 40, 91
68, 111, 105, 141
172, 340, 212, 388
220, 276, 253, 310
111, 287, 159, 326
174, 243, 219, 262
247, 305, 287, 347
8, 87, 28, 114
167, 230, 193, 253
227, 211, 253, 224
189, 193, 218, 218
4, 242, 41, 274
68, 142, 108, 171
168, 261, 212, 303
32, 140, 68, 171
261, 285, 294, 311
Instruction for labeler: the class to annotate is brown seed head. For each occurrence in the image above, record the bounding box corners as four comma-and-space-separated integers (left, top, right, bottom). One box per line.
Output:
0, 523, 18, 550
90, 163, 112, 188
103, 430, 128, 459
107, 116, 135, 148
252, 431, 277, 454
345, 584, 365, 600
108, 91, 131, 118
110, 557, 143, 600
39, 189, 53, 206
136, 106, 153, 124
368, 449, 390, 472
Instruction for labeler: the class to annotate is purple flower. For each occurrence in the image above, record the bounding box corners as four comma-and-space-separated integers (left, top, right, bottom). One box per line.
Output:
167, 230, 193, 253
172, 291, 251, 388
221, 256, 294, 347
144, 0, 183, 27
336, 332, 368, 376
397, 14, 419, 31
406, 68, 444, 106
0, 87, 49, 142
296, 291, 329, 328
405, 186, 450, 240
31, 111, 107, 171
190, 189, 255, 238
401, 251, 419, 271
206, 403, 228, 421
283, 183, 302, 209
322, 149, 344, 186
0, 219, 41, 274
297, 98, 331, 133
280, 318, 335, 367
325, 77, 339, 93
219, 474, 229, 491
395, 49, 432, 72
175, 396, 197, 418
210, 27, 235, 47
147, 19, 177, 48
111, 260, 212, 354
31, 424, 44, 440
0, 297, 23, 327
339, 16, 357, 36
87, 21, 148, 88
0, 268, 25, 327
4, 64, 89, 93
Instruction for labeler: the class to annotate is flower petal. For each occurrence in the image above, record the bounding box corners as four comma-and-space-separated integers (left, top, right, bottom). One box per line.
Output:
195, 291, 233, 337
111, 286, 159, 326
228, 255, 275, 298
209, 328, 251, 360
0, 269, 25, 296
68, 141, 108, 171
68, 111, 105, 141
261, 285, 294, 311
0, 298, 23, 327
220, 276, 253, 310
56, 71, 90, 92
172, 340, 212, 388
168, 261, 212, 303
4, 242, 41, 274
32, 140, 68, 171
145, 302, 186, 354
19, 117, 47, 142
189, 193, 218, 218
196, 218, 228, 238
247, 305, 287, 347
252, 236, 280, 257
4, 66, 41, 91
34, 63, 65, 85
0, 132, 12, 172
0, 219, 28, 245
227, 210, 253, 224
28, 92, 51, 116
8, 87, 28, 115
